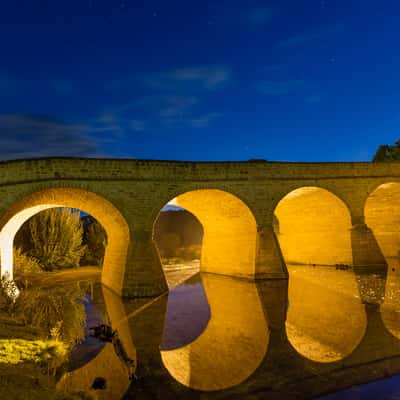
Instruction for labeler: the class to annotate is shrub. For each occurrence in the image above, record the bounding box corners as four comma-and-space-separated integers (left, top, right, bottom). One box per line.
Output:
80, 217, 107, 266
16, 208, 86, 271
176, 244, 202, 260
16, 285, 86, 347
0, 274, 20, 313
158, 233, 181, 258
13, 246, 43, 276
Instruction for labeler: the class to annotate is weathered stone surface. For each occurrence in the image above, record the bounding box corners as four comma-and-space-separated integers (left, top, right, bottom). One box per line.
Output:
0, 157, 399, 297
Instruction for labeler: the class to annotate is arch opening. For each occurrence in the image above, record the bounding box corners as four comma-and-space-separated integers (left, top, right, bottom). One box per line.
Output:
274, 186, 366, 362
153, 204, 203, 287
153, 189, 257, 280
365, 182, 400, 339
0, 188, 129, 296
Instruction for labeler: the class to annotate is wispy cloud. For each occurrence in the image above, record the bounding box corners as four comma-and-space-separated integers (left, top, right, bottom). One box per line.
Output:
103, 65, 229, 131
128, 119, 146, 132
170, 66, 230, 89
305, 94, 321, 103
277, 31, 322, 48
143, 65, 231, 91
276, 24, 343, 48
0, 73, 77, 97
157, 95, 199, 118
0, 72, 19, 95
189, 113, 222, 128
256, 79, 309, 96
95, 112, 118, 124
247, 7, 273, 25
101, 95, 221, 130
92, 111, 146, 136
0, 114, 102, 160
51, 80, 74, 95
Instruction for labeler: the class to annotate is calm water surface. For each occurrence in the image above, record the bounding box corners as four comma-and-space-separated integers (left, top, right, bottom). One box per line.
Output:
6, 263, 400, 399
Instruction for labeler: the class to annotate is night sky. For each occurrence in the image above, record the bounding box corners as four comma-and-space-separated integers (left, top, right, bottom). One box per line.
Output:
1, 1, 399, 162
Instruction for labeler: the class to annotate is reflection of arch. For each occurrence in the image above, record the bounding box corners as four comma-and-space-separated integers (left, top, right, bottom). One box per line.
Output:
274, 186, 353, 266
274, 187, 365, 362
160, 273, 269, 391
156, 189, 257, 278
285, 266, 367, 362
57, 286, 136, 399
58, 343, 131, 399
381, 267, 400, 340
0, 188, 129, 295
365, 183, 400, 339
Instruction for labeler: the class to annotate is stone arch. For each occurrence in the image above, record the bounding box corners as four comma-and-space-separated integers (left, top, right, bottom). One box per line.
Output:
274, 186, 353, 266
274, 186, 366, 362
153, 189, 257, 278
364, 182, 400, 339
0, 187, 129, 295
364, 182, 400, 261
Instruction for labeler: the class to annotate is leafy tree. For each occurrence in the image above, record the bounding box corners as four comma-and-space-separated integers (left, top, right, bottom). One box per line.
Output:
16, 208, 86, 271
158, 233, 181, 258
373, 140, 400, 161
80, 216, 107, 266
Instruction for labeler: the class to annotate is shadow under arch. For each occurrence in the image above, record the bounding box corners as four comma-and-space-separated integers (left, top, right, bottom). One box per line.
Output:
0, 187, 129, 295
154, 189, 257, 279
160, 273, 269, 391
365, 182, 400, 339
274, 186, 366, 362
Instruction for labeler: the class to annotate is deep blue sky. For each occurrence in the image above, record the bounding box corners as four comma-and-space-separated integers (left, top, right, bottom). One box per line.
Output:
0, 1, 399, 162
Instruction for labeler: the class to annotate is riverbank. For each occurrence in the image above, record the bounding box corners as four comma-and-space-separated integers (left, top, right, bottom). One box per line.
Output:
0, 262, 199, 400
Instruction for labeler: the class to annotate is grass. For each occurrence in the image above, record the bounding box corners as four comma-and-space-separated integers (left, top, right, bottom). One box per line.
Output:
0, 279, 93, 399
0, 314, 94, 400
0, 338, 67, 364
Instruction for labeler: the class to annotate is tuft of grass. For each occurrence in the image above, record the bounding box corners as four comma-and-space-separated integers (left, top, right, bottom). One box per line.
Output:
0, 339, 67, 365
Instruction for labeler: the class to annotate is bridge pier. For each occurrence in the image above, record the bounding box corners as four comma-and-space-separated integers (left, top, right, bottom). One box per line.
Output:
351, 218, 387, 305
255, 224, 288, 280
351, 221, 387, 273
120, 229, 168, 298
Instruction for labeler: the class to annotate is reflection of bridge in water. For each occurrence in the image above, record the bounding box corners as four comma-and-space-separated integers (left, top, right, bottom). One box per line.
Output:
59, 267, 400, 399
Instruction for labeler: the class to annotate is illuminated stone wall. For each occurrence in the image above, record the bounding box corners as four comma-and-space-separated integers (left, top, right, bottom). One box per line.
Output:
0, 188, 130, 296
175, 190, 257, 278
275, 187, 353, 266
0, 158, 399, 296
365, 183, 400, 259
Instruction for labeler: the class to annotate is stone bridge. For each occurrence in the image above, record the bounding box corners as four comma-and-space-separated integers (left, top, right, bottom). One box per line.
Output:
0, 157, 399, 298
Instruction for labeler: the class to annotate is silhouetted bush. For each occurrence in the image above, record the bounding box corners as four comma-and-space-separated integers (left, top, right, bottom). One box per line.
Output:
15, 208, 86, 271
80, 216, 107, 266
158, 233, 181, 258
176, 244, 201, 260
